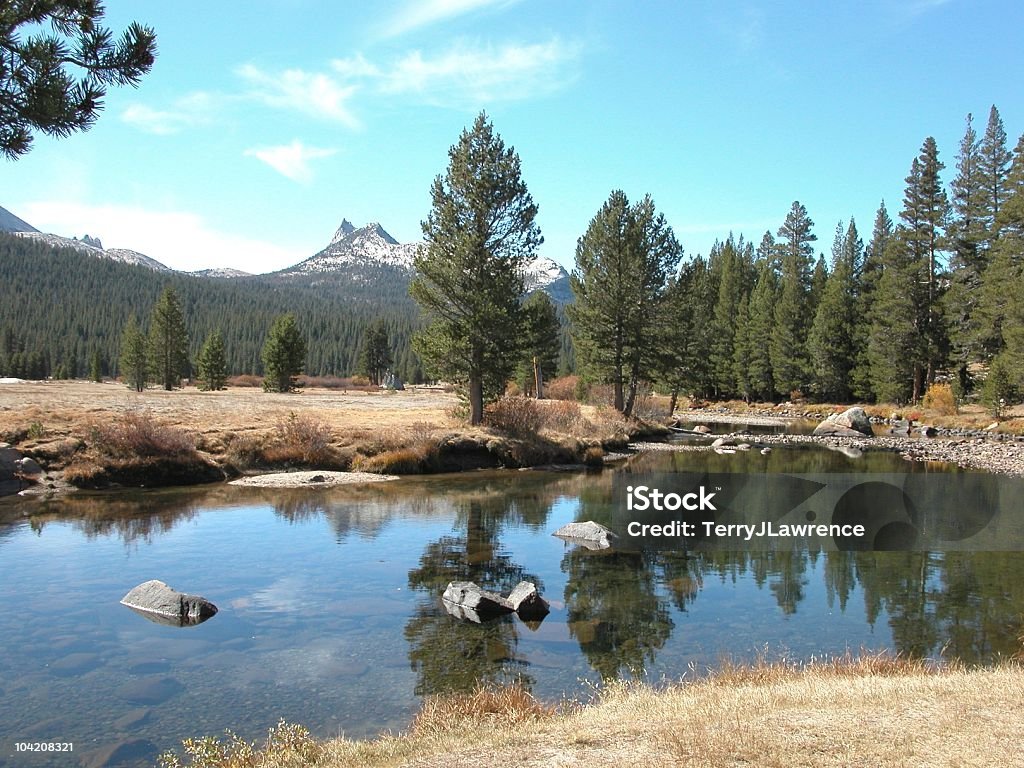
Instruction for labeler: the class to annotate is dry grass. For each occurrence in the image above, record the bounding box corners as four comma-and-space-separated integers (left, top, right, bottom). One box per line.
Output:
156, 656, 1024, 768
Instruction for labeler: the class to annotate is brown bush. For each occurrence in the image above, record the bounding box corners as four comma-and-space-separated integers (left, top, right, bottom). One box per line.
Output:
545, 375, 579, 401
90, 411, 197, 460
923, 383, 958, 415
541, 399, 586, 432
227, 374, 263, 388
265, 413, 337, 466
484, 396, 545, 436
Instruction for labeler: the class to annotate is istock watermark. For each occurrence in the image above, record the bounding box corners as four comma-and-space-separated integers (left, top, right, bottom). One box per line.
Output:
610, 472, 1024, 552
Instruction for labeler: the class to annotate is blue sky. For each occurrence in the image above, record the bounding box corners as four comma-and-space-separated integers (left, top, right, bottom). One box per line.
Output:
3, 0, 1023, 273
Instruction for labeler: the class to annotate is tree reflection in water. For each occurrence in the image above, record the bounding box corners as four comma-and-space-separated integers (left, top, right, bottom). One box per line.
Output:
405, 492, 548, 696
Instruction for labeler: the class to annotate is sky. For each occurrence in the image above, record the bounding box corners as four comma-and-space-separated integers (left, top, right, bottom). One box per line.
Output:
3, 0, 1023, 274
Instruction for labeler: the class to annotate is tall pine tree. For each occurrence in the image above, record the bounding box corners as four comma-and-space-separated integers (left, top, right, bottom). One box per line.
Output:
147, 286, 189, 391
770, 201, 816, 397
411, 112, 541, 425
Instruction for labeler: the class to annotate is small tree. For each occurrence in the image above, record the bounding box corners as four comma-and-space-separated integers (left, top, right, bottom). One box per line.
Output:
196, 330, 227, 391
119, 315, 147, 392
1, 3, 157, 159
147, 286, 189, 390
358, 320, 392, 386
981, 355, 1015, 417
262, 314, 306, 393
89, 348, 102, 382
520, 291, 561, 398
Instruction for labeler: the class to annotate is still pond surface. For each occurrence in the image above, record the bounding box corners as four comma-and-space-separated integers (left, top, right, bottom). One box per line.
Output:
1, 444, 1023, 766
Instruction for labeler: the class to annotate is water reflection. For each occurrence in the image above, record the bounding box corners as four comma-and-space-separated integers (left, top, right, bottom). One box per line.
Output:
405, 492, 547, 695
2, 450, 1024, 765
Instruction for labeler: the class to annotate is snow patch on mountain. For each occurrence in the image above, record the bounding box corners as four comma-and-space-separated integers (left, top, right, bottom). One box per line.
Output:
281, 220, 420, 275
13, 231, 173, 272
191, 267, 253, 279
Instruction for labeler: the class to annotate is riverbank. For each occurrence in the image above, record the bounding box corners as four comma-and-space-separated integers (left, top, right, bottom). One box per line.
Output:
0, 381, 664, 495
672, 405, 1024, 476
159, 656, 1024, 768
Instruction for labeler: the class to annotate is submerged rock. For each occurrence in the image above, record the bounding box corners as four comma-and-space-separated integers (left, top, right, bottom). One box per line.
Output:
442, 580, 551, 623
442, 581, 511, 621
506, 581, 550, 621
120, 580, 218, 626
813, 407, 873, 438
552, 520, 616, 550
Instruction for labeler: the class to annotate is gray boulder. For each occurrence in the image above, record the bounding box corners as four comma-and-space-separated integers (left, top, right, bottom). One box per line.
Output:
120, 580, 218, 626
14, 457, 43, 476
552, 520, 616, 550
442, 581, 512, 620
506, 581, 550, 621
813, 407, 873, 438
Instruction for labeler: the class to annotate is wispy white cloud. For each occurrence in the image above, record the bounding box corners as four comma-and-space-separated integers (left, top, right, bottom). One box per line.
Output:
244, 140, 337, 183
382, 0, 522, 38
236, 63, 361, 127
120, 92, 217, 134
332, 38, 582, 108
16, 201, 308, 273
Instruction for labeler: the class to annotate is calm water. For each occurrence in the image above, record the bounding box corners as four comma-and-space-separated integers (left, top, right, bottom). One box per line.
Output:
2, 445, 1023, 767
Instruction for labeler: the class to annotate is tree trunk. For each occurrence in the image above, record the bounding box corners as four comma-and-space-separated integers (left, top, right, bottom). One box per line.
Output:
533, 355, 544, 399
668, 388, 678, 417
469, 376, 484, 425
613, 379, 624, 413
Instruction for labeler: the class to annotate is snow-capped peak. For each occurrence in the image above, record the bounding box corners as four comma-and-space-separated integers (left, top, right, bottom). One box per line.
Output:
329, 218, 356, 245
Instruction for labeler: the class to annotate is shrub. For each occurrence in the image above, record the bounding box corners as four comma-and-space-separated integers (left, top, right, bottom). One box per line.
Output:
484, 396, 545, 436
90, 411, 197, 460
982, 356, 1017, 418
263, 413, 336, 467
922, 383, 957, 415
541, 399, 585, 432
159, 720, 323, 768
227, 374, 263, 388
545, 375, 579, 401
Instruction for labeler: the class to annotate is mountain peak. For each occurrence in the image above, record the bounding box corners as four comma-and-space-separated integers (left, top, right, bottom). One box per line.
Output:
363, 222, 399, 245
0, 205, 39, 233
329, 218, 356, 245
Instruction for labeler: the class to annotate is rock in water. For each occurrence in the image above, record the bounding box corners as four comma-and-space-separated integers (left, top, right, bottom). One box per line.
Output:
506, 581, 550, 621
812, 407, 874, 438
441, 581, 512, 620
120, 580, 218, 626
552, 520, 616, 550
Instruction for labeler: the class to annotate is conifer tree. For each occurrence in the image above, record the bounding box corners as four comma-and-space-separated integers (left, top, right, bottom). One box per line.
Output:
262, 314, 307, 393
89, 348, 102, 382
147, 286, 189, 391
732, 292, 752, 401
358, 319, 392, 386
808, 221, 859, 401
1, 3, 157, 159
196, 330, 227, 391
851, 202, 892, 400
900, 138, 949, 398
411, 112, 541, 425
519, 290, 561, 398
867, 233, 921, 403
570, 191, 681, 416
770, 201, 816, 397
746, 249, 777, 401
119, 316, 147, 392
977, 105, 1012, 245
946, 113, 987, 378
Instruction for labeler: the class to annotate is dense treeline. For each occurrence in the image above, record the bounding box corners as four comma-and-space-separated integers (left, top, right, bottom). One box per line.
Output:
655, 105, 1024, 406
0, 233, 425, 383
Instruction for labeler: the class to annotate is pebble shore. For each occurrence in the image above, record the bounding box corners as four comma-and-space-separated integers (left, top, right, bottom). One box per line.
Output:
655, 408, 1024, 476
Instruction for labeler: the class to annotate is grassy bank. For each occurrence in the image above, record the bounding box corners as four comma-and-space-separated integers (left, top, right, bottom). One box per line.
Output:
0, 382, 666, 490
158, 656, 1024, 768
